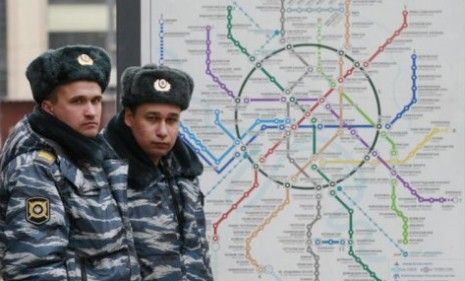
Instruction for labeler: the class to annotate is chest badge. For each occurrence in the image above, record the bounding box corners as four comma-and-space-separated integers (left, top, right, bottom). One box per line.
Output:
26, 197, 50, 225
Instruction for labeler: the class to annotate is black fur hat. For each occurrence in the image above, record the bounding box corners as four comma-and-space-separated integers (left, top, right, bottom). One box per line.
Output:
121, 64, 194, 110
26, 45, 111, 104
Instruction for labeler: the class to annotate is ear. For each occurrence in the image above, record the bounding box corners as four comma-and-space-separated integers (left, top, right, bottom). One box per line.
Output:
41, 100, 54, 116
124, 108, 134, 128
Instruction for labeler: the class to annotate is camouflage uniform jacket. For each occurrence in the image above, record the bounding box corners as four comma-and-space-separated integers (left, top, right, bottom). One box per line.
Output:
0, 116, 141, 281
103, 113, 213, 281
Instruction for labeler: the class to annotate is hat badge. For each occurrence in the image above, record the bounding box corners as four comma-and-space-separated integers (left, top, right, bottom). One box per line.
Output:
77, 54, 94, 66
154, 79, 171, 92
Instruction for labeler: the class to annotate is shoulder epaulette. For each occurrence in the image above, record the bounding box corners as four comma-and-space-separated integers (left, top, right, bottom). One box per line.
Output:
35, 150, 56, 165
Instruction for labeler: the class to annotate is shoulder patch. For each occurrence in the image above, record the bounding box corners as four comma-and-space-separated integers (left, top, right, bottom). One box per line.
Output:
36, 150, 56, 165
26, 197, 50, 225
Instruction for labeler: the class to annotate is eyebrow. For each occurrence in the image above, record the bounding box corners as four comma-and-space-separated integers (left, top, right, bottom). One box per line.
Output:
68, 95, 86, 101
167, 113, 180, 118
68, 94, 101, 101
144, 112, 180, 118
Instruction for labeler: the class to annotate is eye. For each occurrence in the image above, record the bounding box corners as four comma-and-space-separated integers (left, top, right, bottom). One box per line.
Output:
71, 97, 86, 104
91, 97, 102, 105
167, 117, 179, 124
145, 115, 159, 122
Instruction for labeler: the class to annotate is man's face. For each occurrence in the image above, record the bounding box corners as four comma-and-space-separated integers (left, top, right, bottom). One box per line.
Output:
124, 103, 181, 165
41, 81, 102, 137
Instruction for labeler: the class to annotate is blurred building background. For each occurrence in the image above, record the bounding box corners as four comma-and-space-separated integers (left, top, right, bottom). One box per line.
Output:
0, 0, 117, 146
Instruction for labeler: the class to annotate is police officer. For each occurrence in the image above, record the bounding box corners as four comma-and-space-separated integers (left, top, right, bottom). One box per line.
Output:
103, 64, 213, 280
0, 45, 141, 281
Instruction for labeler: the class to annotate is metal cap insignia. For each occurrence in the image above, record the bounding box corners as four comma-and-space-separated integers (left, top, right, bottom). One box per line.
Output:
77, 54, 94, 66
154, 79, 171, 92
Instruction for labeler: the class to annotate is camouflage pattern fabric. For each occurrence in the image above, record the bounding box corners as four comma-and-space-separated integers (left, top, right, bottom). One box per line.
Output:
126, 171, 213, 281
0, 117, 141, 281
102, 117, 213, 281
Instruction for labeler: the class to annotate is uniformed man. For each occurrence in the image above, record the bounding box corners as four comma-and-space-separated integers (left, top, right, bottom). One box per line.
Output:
103, 64, 213, 280
0, 45, 141, 281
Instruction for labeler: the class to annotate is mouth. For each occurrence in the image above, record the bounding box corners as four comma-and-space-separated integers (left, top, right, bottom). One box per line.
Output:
82, 122, 98, 128
152, 142, 170, 148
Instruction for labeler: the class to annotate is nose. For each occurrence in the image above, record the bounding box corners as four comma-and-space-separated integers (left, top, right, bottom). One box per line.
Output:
84, 102, 97, 118
156, 121, 168, 139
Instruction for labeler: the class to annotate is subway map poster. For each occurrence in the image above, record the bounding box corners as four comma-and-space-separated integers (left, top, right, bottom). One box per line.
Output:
140, 0, 465, 280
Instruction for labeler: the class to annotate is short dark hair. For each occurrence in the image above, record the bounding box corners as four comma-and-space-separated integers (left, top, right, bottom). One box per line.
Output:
44, 87, 59, 104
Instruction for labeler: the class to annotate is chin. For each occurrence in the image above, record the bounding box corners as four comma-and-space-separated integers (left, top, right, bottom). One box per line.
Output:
79, 129, 98, 138
150, 150, 169, 160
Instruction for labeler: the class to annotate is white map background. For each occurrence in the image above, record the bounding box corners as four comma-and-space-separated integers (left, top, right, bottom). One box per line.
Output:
140, 0, 465, 280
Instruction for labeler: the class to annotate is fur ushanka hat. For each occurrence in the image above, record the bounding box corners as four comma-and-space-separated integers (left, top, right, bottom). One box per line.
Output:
121, 64, 194, 110
26, 45, 111, 103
